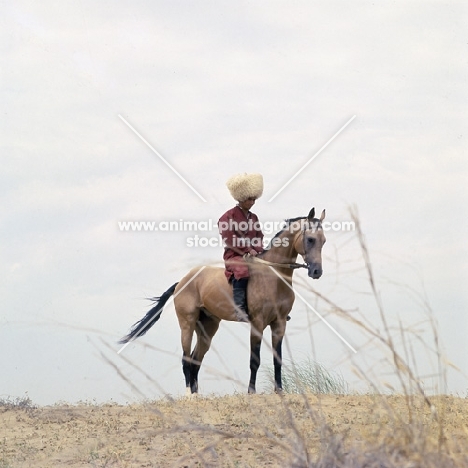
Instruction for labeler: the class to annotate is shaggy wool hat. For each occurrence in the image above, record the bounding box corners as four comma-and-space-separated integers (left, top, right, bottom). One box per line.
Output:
226, 173, 264, 202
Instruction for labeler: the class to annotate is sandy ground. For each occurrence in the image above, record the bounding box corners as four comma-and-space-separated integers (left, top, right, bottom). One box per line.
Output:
1, 394, 468, 467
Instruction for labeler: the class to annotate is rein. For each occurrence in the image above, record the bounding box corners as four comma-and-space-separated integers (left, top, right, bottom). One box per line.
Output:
244, 254, 308, 270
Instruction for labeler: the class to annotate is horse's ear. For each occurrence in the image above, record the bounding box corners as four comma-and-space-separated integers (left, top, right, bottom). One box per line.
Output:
307, 207, 315, 221
320, 209, 326, 222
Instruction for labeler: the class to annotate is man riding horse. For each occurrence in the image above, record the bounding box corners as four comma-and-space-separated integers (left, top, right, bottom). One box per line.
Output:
218, 173, 265, 322
119, 172, 326, 395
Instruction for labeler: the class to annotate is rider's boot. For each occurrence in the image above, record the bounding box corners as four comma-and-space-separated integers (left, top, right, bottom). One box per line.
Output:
232, 278, 249, 322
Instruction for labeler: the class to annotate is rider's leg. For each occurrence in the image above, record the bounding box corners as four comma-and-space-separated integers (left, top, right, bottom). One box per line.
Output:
232, 277, 249, 322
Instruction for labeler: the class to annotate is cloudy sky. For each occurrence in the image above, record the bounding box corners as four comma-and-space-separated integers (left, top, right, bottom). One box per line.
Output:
1, 1, 467, 404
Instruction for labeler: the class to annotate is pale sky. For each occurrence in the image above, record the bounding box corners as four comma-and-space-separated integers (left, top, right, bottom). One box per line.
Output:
1, 1, 467, 404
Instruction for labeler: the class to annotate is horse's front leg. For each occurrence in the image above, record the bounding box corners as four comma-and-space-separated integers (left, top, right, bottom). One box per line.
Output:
248, 326, 262, 394
271, 319, 287, 393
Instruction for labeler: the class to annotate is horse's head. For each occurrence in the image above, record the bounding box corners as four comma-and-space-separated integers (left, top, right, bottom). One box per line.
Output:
293, 207, 326, 279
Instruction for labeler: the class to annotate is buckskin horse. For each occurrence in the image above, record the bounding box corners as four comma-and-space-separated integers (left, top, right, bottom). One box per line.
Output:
119, 207, 326, 395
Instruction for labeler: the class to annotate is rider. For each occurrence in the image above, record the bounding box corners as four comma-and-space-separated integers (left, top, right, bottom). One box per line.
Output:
218, 173, 264, 322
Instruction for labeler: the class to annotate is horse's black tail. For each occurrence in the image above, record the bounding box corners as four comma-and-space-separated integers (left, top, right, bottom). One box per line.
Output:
118, 282, 178, 344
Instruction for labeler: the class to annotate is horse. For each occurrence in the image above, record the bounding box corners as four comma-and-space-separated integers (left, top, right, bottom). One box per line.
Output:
119, 207, 326, 395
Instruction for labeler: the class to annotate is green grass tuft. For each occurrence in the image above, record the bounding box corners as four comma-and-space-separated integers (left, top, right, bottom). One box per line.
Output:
263, 358, 349, 394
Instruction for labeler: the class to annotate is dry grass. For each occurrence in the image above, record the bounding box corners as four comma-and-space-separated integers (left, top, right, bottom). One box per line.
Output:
1, 393, 467, 467
3, 208, 466, 467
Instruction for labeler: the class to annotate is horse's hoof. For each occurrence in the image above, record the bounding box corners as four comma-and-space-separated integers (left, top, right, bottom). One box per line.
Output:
248, 387, 256, 395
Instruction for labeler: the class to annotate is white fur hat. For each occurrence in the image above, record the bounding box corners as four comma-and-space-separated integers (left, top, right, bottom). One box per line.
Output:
226, 173, 264, 202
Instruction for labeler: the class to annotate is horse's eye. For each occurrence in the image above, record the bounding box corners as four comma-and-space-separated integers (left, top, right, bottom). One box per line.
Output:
307, 237, 315, 246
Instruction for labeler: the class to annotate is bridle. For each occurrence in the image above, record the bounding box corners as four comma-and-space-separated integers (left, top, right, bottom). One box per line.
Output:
245, 221, 318, 270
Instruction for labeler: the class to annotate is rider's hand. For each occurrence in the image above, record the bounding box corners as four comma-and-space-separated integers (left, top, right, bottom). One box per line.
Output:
249, 249, 258, 257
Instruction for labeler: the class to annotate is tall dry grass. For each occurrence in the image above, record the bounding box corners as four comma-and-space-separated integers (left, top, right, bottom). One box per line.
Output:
87, 208, 466, 467
271, 207, 465, 467
3, 209, 464, 467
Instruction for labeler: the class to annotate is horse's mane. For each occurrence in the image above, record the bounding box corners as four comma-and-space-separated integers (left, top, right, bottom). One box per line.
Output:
260, 216, 306, 253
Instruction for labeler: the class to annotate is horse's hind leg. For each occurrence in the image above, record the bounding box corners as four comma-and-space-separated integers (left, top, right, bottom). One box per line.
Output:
179, 311, 198, 397
190, 311, 220, 394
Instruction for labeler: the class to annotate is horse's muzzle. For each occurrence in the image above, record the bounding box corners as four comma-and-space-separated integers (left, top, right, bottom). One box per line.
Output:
308, 264, 323, 279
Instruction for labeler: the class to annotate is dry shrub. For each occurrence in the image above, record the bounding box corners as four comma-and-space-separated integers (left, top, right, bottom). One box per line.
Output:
0, 395, 36, 413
